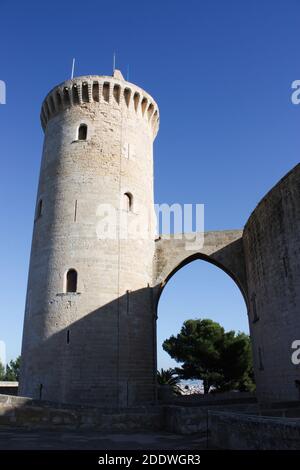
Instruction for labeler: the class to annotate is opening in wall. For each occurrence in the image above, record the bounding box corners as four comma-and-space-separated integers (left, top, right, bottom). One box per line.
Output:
36, 199, 43, 219
82, 82, 89, 102
66, 269, 78, 293
78, 124, 87, 141
123, 192, 133, 212
103, 82, 110, 102
92, 82, 99, 102
251, 293, 259, 323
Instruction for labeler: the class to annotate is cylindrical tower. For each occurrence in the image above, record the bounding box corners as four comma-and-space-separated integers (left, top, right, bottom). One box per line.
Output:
19, 70, 160, 407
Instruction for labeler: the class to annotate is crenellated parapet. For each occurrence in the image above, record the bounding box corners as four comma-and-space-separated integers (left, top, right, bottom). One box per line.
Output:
40, 70, 160, 138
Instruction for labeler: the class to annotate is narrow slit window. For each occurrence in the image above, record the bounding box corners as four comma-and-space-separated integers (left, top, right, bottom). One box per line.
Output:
78, 124, 87, 141
282, 256, 288, 277
66, 269, 78, 293
39, 383, 43, 400
37, 199, 43, 218
67, 330, 70, 344
74, 200, 78, 222
251, 293, 259, 323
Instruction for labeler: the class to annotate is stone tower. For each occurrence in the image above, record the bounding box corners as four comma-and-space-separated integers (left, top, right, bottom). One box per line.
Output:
19, 70, 160, 407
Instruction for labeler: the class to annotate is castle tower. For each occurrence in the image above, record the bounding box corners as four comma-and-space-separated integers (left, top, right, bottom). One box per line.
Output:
19, 70, 160, 407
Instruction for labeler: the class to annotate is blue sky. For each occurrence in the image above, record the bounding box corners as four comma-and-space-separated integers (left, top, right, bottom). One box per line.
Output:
0, 0, 299, 367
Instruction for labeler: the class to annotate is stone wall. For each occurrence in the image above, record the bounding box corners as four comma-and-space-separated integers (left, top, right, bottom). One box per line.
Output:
208, 411, 300, 450
243, 163, 300, 404
1, 395, 299, 449
0, 395, 162, 431
164, 403, 258, 436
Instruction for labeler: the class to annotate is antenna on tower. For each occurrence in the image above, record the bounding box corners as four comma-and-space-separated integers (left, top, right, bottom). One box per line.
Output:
113, 52, 116, 74
71, 58, 75, 79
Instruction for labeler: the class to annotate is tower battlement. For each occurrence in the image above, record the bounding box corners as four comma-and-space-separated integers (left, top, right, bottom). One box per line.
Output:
40, 71, 160, 138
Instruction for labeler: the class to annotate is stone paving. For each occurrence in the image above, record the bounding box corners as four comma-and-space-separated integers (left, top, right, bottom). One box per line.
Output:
0, 429, 207, 450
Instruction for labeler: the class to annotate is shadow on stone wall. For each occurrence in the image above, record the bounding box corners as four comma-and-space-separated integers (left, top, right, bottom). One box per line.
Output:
20, 288, 157, 408
20, 238, 253, 409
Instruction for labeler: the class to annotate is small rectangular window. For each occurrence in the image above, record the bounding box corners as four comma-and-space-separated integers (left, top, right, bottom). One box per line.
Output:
78, 124, 87, 141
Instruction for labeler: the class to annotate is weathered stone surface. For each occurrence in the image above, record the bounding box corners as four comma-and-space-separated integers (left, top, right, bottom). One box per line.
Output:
19, 72, 159, 407
244, 164, 300, 404
0, 395, 163, 431
208, 411, 300, 450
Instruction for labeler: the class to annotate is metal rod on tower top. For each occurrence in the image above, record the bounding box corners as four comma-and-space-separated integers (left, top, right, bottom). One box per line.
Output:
113, 52, 116, 73
71, 58, 75, 79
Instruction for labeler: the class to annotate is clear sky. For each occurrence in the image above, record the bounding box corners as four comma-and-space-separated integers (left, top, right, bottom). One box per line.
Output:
0, 0, 299, 366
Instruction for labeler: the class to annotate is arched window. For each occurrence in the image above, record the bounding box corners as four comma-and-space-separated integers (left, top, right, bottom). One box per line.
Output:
123, 192, 133, 212
66, 269, 78, 293
36, 199, 43, 218
78, 124, 87, 141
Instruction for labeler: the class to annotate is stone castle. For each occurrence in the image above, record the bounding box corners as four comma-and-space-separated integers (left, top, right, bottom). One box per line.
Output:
19, 69, 300, 408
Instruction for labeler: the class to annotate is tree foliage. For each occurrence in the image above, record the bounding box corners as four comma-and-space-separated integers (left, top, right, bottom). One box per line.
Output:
163, 319, 255, 394
5, 356, 21, 381
157, 368, 181, 395
0, 356, 21, 381
0, 362, 5, 380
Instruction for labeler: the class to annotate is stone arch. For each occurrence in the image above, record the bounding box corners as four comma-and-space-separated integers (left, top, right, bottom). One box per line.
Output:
155, 250, 248, 312
153, 230, 248, 309
153, 230, 252, 394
